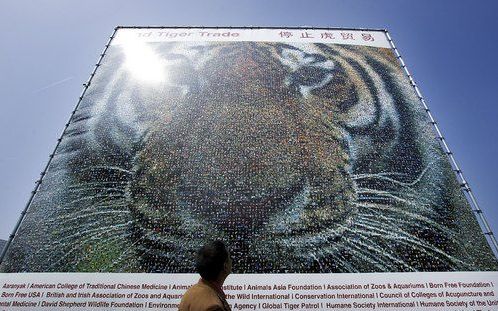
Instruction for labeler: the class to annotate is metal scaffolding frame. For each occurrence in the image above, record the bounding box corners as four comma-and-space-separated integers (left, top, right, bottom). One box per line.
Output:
1, 26, 496, 265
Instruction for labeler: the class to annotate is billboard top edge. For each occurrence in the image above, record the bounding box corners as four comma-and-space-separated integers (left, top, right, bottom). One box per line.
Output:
114, 25, 388, 32
111, 27, 391, 48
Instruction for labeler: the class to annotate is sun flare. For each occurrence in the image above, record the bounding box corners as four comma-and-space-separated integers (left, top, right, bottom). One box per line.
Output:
121, 40, 166, 84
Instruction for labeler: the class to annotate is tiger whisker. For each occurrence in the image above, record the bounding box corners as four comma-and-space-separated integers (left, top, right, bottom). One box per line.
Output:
68, 187, 126, 194
79, 166, 133, 175
65, 193, 125, 205
355, 219, 468, 266
67, 234, 130, 265
45, 222, 131, 246
356, 190, 411, 204
346, 235, 414, 271
352, 165, 431, 187
49, 234, 130, 270
46, 210, 130, 224
101, 236, 144, 272
357, 212, 459, 242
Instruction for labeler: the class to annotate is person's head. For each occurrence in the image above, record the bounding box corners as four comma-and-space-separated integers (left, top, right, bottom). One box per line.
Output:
196, 240, 232, 282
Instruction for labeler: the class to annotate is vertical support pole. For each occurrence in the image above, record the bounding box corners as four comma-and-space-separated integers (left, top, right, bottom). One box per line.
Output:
0, 27, 121, 265
384, 30, 498, 258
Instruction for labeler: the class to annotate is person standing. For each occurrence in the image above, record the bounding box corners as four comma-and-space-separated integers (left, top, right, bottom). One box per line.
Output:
179, 241, 232, 311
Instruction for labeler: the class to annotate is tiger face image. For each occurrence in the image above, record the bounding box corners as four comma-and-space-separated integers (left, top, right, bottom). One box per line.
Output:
1, 40, 496, 273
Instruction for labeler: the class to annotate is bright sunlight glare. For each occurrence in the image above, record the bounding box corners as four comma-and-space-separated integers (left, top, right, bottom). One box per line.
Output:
122, 40, 167, 84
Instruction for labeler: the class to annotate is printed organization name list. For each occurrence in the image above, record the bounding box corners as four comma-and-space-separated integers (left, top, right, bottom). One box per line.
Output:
1, 278, 498, 310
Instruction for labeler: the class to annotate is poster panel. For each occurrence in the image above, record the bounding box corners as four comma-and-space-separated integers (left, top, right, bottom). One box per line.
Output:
2, 272, 498, 310
1, 27, 497, 309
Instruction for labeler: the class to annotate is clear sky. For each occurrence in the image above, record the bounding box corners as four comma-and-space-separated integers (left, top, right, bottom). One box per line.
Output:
0, 0, 497, 250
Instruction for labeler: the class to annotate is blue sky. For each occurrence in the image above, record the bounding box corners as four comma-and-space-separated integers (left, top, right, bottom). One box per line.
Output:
0, 0, 497, 252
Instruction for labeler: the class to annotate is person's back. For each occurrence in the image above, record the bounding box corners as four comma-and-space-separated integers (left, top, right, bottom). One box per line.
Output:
178, 241, 232, 311
179, 278, 227, 311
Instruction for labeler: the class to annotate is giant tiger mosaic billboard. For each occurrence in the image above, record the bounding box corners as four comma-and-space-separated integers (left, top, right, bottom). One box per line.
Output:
1, 27, 496, 273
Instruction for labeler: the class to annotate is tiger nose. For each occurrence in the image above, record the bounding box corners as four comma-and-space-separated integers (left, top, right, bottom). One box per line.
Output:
193, 179, 306, 231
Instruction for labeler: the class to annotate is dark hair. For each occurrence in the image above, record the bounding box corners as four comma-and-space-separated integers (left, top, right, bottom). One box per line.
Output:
196, 240, 229, 281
